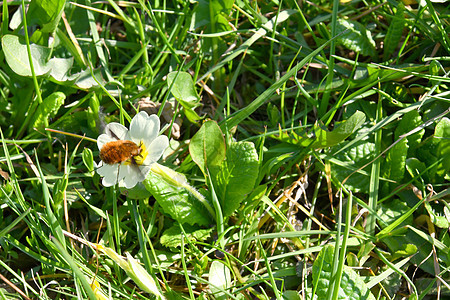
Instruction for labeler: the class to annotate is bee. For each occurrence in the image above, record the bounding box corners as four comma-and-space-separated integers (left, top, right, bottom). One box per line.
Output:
99, 140, 142, 165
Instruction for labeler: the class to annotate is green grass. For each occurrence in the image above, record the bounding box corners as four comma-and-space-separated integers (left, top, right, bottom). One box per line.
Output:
1, 0, 449, 299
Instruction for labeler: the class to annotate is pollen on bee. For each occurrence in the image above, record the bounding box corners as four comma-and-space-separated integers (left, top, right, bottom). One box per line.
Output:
99, 140, 141, 165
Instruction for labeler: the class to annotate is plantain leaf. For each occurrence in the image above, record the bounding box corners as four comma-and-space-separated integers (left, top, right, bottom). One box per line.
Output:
433, 117, 450, 177
98, 245, 164, 298
29, 92, 65, 130
144, 170, 212, 226
383, 3, 405, 60
167, 71, 202, 122
311, 111, 366, 148
210, 141, 259, 217
189, 120, 226, 174
2, 34, 103, 89
27, 0, 65, 33
382, 138, 408, 183
209, 260, 232, 300
313, 244, 376, 300
160, 224, 213, 248
2, 34, 54, 76
395, 110, 424, 157
330, 141, 376, 194
335, 19, 376, 57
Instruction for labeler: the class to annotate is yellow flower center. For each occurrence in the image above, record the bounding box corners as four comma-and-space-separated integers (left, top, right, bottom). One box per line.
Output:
123, 141, 148, 166
134, 141, 148, 165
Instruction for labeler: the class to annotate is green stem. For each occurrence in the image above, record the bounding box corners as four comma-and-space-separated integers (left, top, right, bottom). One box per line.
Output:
319, 0, 339, 117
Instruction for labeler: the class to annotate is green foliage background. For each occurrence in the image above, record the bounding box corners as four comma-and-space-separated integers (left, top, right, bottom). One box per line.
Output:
0, 0, 449, 299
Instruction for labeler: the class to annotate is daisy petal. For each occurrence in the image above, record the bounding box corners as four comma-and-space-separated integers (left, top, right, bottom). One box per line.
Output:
98, 164, 119, 186
130, 112, 159, 146
102, 177, 115, 187
123, 165, 144, 188
97, 163, 115, 176
105, 123, 129, 140
139, 164, 153, 179
117, 164, 130, 183
97, 134, 115, 150
144, 135, 169, 165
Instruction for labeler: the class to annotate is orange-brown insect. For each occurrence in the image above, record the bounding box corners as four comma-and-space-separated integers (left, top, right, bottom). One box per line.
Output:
99, 140, 141, 165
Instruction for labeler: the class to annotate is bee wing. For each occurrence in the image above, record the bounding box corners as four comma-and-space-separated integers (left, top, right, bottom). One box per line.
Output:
105, 123, 130, 140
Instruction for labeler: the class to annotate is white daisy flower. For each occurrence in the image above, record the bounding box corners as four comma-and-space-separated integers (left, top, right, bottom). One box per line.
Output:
96, 111, 169, 189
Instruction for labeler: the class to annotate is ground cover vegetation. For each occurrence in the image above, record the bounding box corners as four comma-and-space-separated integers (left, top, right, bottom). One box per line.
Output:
0, 0, 449, 299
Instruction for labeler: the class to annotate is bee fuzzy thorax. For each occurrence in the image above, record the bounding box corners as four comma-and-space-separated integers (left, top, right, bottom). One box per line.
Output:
99, 140, 141, 165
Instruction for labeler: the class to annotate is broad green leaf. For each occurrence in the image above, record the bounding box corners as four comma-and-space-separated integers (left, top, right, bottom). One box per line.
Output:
2, 34, 53, 76
445, 206, 450, 225
282, 291, 301, 300
193, 0, 234, 28
330, 141, 376, 194
73, 68, 105, 89
377, 199, 414, 229
311, 111, 366, 148
209, 260, 231, 300
267, 102, 280, 128
375, 198, 447, 274
27, 0, 65, 33
405, 158, 427, 181
382, 138, 408, 182
9, 5, 24, 30
160, 224, 213, 248
210, 141, 259, 217
121, 183, 152, 200
192, 0, 234, 57
335, 19, 376, 57
395, 110, 424, 156
29, 92, 65, 130
313, 244, 376, 300
46, 57, 75, 82
392, 244, 418, 259
2, 34, 103, 89
167, 71, 202, 122
272, 129, 313, 147
377, 265, 403, 298
424, 201, 449, 229
429, 60, 442, 88
346, 252, 359, 267
273, 111, 365, 149
433, 117, 450, 177
414, 116, 449, 182
167, 71, 199, 103
383, 3, 405, 60
416, 146, 439, 182
379, 226, 449, 275
189, 120, 226, 174
98, 245, 165, 299
144, 169, 212, 226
